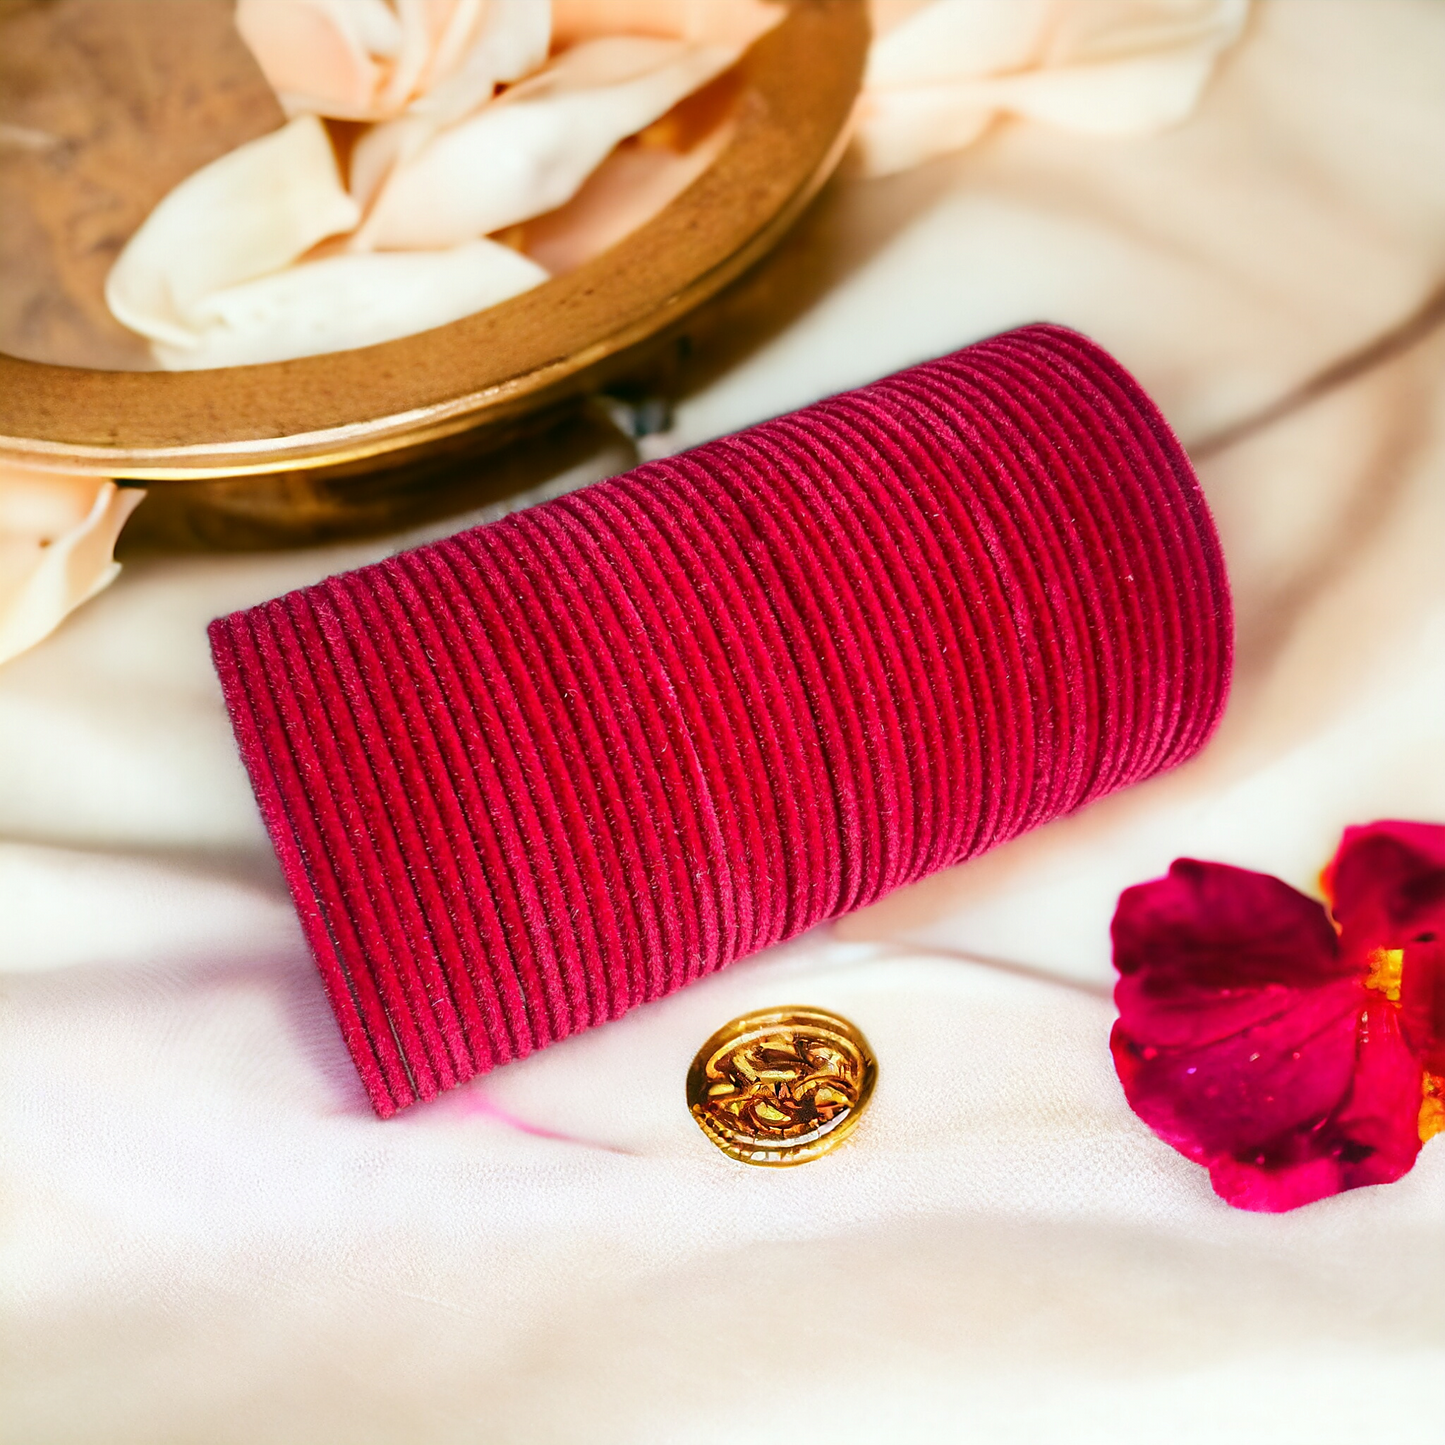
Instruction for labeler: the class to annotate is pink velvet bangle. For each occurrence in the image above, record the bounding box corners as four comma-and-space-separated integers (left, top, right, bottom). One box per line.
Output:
210, 324, 1233, 1115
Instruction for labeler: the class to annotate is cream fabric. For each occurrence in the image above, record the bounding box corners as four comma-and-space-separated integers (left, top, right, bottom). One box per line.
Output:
106, 5, 766, 370
103, 112, 552, 370
856, 0, 1250, 176
0, 467, 144, 668
5, 3, 1445, 1441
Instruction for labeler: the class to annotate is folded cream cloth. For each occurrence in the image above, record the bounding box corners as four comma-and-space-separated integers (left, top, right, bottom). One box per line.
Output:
348, 34, 742, 249
102, 112, 550, 369
105, 0, 775, 371
235, 0, 551, 124
858, 0, 1250, 175
102, 46, 744, 367
0, 464, 143, 666
4, 5, 1445, 1440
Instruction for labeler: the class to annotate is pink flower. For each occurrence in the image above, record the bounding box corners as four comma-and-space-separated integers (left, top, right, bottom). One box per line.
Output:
1111, 822, 1445, 1212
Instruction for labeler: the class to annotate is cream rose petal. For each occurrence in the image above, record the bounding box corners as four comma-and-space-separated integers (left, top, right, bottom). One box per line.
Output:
519, 119, 734, 275
856, 0, 1249, 177
354, 36, 740, 250
408, 0, 553, 125
235, 0, 402, 120
0, 468, 145, 667
236, 0, 550, 122
152, 240, 548, 370
105, 115, 360, 351
347, 0, 554, 210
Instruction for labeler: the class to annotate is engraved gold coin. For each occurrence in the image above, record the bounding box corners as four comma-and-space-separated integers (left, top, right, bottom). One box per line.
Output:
686, 1007, 877, 1166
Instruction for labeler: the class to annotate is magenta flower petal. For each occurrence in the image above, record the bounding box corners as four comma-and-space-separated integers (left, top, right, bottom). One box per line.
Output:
1114, 980, 1358, 1157
1326, 820, 1445, 959
1111, 858, 1425, 1211
1193, 1001, 1423, 1210
1113, 859, 1350, 1047
1327, 822, 1445, 1072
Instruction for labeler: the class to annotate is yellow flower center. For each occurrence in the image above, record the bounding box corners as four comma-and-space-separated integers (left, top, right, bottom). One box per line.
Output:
1358, 948, 1441, 1144
1422, 1074, 1445, 1144
1364, 946, 1404, 1002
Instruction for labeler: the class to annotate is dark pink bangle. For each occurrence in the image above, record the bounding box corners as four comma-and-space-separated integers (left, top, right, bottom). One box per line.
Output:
210, 323, 1233, 1115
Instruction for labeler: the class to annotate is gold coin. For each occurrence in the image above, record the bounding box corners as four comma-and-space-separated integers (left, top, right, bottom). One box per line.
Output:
686, 1007, 877, 1166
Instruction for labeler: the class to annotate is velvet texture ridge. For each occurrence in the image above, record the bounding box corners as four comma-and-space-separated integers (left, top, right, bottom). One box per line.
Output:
209, 324, 1233, 1115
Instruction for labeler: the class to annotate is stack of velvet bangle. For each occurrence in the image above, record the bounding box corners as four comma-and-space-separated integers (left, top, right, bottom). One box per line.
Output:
210, 323, 1232, 1115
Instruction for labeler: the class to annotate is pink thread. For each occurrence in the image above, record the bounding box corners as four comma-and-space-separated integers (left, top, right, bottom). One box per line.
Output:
210, 324, 1233, 1114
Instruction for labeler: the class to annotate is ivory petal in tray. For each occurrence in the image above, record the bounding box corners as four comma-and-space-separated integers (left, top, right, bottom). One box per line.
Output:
0, 0, 867, 545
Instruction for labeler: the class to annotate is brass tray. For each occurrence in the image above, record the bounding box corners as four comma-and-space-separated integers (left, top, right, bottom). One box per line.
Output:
0, 1, 867, 543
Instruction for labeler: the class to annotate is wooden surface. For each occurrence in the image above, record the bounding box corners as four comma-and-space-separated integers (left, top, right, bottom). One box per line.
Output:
0, 0, 283, 371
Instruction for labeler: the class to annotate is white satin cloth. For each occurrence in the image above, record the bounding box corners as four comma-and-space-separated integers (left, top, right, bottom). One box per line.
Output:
4, 3, 1445, 1440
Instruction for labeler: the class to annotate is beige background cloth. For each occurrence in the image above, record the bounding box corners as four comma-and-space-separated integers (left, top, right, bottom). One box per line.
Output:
5, 3, 1445, 1440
